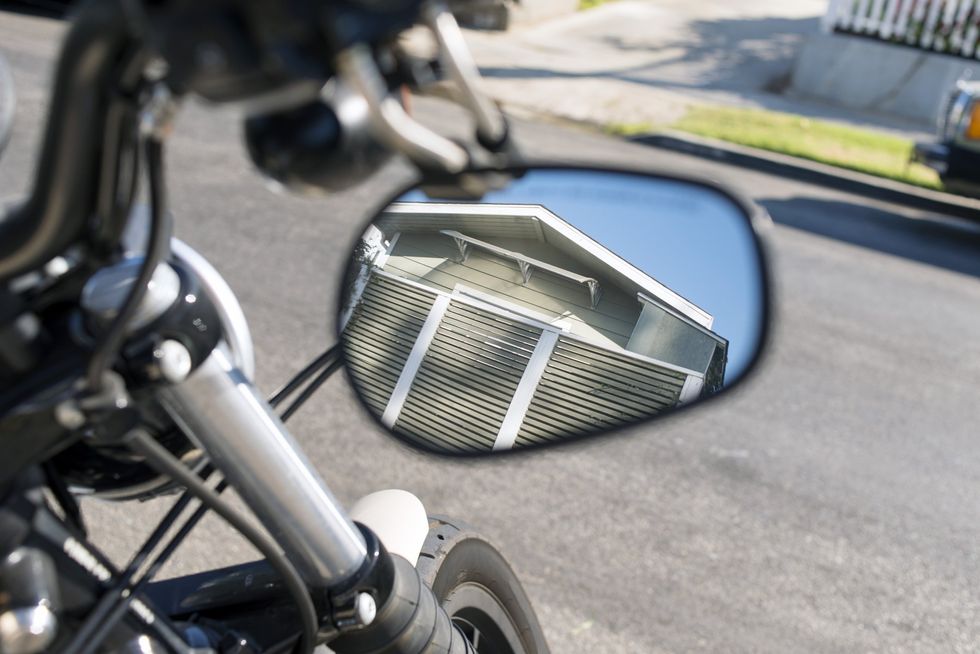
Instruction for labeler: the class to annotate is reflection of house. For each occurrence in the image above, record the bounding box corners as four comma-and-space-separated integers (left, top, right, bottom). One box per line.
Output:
342, 203, 728, 453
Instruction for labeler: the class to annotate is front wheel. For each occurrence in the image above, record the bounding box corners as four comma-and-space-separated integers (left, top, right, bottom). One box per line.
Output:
415, 516, 550, 654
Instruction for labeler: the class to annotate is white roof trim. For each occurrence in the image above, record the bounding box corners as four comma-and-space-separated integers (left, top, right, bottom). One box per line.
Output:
382, 202, 713, 328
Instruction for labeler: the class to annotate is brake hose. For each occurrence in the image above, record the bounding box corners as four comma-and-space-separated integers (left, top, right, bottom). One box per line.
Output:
85, 136, 171, 392
127, 431, 318, 654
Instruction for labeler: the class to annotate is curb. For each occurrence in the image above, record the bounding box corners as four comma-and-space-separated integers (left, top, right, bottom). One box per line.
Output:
633, 131, 980, 221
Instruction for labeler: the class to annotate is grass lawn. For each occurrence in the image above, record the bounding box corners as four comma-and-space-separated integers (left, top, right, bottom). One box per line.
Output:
612, 106, 943, 191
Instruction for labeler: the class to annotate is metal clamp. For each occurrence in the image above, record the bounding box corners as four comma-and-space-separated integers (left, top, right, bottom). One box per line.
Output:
139, 84, 178, 141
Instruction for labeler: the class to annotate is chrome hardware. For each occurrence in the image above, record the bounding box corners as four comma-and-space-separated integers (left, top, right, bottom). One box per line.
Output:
354, 593, 377, 627
161, 349, 367, 585
0, 549, 60, 654
0, 606, 58, 654
170, 239, 256, 381
139, 84, 178, 141
81, 259, 181, 333
153, 339, 192, 383
336, 45, 469, 173
422, 3, 506, 146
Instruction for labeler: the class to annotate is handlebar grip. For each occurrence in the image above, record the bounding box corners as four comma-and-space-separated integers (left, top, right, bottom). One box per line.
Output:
330, 555, 474, 654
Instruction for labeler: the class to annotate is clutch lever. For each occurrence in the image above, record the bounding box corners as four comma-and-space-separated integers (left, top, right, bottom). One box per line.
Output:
337, 45, 469, 173
422, 1, 507, 148
335, 2, 511, 175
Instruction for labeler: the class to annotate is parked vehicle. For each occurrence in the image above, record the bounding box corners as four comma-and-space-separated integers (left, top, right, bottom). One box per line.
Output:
914, 79, 980, 196
0, 1, 770, 653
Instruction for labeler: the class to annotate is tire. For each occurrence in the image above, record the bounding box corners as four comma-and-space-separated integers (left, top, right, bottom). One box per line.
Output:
415, 516, 550, 654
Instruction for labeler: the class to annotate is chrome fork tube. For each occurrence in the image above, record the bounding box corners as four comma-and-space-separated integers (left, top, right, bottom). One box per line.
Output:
160, 349, 367, 586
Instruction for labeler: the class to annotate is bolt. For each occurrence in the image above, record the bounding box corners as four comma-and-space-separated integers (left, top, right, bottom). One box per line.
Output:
354, 593, 377, 627
196, 43, 227, 74
54, 402, 86, 430
154, 340, 192, 383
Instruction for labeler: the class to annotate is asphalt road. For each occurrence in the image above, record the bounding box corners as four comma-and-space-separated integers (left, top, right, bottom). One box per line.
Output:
4, 9, 980, 654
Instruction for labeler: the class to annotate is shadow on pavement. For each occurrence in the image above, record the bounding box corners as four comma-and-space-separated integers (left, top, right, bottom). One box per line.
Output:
761, 196, 980, 279
1, 1, 69, 19
480, 15, 818, 96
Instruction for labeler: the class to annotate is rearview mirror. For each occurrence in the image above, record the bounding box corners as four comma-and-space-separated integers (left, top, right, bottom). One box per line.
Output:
337, 167, 769, 454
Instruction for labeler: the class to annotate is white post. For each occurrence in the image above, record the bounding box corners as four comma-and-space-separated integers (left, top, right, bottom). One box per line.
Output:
908, 0, 931, 43
867, 0, 888, 35
823, 0, 846, 32
950, 0, 974, 51
853, 0, 874, 31
936, 0, 963, 50
894, 0, 915, 39
920, 0, 944, 47
880, 0, 903, 39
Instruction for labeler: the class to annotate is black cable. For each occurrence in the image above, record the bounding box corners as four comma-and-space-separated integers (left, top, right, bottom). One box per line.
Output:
77, 478, 229, 654
76, 354, 347, 651
85, 136, 172, 392
42, 462, 86, 537
66, 468, 209, 654
70, 106, 348, 653
137, 478, 228, 584
269, 345, 341, 409
280, 355, 345, 423
127, 431, 317, 654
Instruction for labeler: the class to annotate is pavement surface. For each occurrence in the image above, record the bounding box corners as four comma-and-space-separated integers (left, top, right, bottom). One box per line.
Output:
451, 0, 935, 140
4, 8, 980, 654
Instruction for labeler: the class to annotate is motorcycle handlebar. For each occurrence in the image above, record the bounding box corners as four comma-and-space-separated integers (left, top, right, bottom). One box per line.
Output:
332, 555, 475, 654
0, 0, 137, 281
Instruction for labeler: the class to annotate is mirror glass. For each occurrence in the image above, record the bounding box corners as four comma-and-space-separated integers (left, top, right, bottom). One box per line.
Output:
338, 169, 766, 454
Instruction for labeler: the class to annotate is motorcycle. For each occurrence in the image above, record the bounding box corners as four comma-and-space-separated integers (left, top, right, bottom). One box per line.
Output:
0, 0, 771, 652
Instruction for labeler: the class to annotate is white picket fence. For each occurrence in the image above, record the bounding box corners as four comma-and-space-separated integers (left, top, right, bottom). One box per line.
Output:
824, 0, 980, 57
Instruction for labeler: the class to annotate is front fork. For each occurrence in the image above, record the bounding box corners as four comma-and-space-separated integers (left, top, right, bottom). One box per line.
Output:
153, 244, 470, 652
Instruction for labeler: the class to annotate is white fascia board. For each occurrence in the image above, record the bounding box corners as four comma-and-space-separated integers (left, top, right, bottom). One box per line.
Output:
381, 202, 713, 329
380, 203, 547, 241
493, 330, 560, 451
380, 294, 452, 428
678, 375, 705, 404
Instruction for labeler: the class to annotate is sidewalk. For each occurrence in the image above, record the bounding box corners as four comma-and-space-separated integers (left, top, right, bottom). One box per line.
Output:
457, 0, 934, 142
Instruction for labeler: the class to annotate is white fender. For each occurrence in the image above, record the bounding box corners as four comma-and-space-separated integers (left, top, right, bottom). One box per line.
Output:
349, 489, 429, 567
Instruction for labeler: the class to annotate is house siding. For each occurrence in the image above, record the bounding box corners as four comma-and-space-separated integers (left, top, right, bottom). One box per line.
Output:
343, 273, 700, 451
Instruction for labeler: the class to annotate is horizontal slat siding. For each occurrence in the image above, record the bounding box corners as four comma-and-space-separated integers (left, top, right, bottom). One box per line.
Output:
394, 301, 541, 453
515, 337, 688, 447
342, 274, 438, 416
